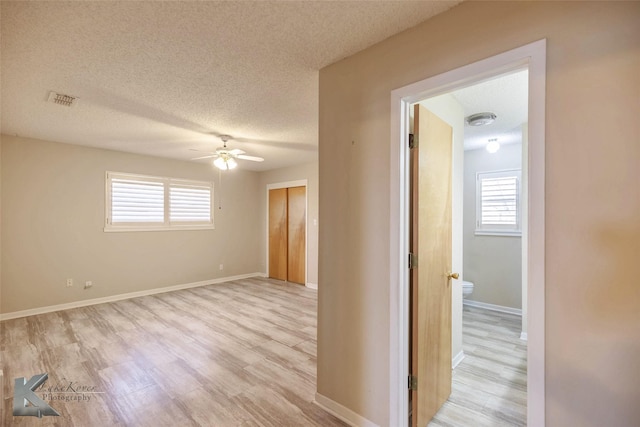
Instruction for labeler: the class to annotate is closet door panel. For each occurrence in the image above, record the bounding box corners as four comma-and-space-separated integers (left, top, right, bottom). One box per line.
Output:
269, 188, 288, 281
287, 186, 306, 285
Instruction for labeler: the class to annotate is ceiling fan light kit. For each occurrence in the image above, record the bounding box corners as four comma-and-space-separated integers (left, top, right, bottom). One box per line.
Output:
214, 156, 238, 170
190, 135, 264, 170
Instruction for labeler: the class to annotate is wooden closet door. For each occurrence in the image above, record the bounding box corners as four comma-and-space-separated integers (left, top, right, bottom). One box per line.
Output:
269, 188, 288, 281
287, 186, 306, 285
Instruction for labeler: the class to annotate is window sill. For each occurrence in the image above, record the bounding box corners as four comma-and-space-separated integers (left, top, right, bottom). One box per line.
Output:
475, 230, 522, 237
104, 225, 215, 233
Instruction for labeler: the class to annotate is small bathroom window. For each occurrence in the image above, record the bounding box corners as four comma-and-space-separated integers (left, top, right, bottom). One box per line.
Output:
475, 169, 521, 236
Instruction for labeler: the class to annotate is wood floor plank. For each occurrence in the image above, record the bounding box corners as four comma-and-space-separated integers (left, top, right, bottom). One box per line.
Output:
176, 386, 252, 426
429, 305, 527, 426
110, 383, 195, 427
1, 277, 346, 426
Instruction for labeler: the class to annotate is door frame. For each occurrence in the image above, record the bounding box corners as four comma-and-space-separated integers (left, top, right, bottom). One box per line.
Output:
389, 39, 546, 427
265, 180, 308, 284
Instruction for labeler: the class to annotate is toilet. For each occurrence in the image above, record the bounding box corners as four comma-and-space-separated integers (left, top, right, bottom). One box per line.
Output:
462, 280, 474, 299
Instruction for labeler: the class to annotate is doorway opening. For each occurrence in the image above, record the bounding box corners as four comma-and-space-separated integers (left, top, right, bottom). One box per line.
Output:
409, 69, 529, 426
390, 40, 546, 427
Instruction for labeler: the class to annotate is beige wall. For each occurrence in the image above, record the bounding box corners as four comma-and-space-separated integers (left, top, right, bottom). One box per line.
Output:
258, 161, 319, 285
463, 143, 522, 309
318, 2, 640, 426
1, 134, 262, 314
0, 137, 3, 318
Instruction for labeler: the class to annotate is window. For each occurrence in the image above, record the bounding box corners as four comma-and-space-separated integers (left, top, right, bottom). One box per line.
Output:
105, 172, 214, 232
476, 169, 521, 236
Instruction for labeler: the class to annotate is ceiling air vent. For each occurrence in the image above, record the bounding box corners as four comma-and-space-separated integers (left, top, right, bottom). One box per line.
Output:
47, 91, 78, 107
465, 112, 496, 127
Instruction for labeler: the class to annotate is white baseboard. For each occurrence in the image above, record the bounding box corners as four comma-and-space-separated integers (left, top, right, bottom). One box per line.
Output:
306, 282, 318, 290
314, 393, 379, 427
0, 272, 265, 321
463, 299, 522, 316
520, 331, 528, 341
452, 350, 465, 369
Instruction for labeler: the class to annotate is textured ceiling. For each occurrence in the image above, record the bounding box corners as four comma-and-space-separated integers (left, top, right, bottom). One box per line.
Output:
1, 1, 462, 171
452, 70, 529, 151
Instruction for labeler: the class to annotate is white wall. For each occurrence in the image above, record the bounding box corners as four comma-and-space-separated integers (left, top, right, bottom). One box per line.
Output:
419, 95, 465, 362
463, 143, 522, 309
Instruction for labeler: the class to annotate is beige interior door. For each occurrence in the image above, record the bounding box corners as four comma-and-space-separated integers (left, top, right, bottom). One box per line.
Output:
287, 186, 306, 285
410, 104, 453, 426
269, 188, 288, 281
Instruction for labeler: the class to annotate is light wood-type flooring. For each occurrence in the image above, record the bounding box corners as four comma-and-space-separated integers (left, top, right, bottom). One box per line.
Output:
1, 277, 347, 427
429, 305, 528, 426
2, 278, 527, 427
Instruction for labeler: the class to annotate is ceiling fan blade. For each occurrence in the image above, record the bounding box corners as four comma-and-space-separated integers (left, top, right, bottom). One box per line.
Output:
190, 154, 218, 160
229, 148, 245, 155
189, 148, 218, 155
231, 136, 317, 152
237, 154, 264, 162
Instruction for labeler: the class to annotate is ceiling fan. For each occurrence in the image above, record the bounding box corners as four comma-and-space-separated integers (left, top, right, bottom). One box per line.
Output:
190, 135, 264, 170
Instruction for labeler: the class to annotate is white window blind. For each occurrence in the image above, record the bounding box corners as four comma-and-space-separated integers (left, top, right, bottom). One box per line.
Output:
476, 169, 521, 235
111, 178, 165, 224
170, 183, 212, 223
106, 172, 214, 232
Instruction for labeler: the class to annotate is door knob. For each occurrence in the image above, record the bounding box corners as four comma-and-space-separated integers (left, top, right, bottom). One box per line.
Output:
447, 272, 459, 280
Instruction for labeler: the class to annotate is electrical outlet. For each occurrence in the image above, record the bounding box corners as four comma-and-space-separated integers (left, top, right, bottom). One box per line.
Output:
84, 281, 93, 289
219, 264, 224, 270
66, 279, 73, 287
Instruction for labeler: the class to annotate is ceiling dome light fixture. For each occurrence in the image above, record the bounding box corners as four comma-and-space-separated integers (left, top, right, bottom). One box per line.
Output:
486, 138, 500, 154
465, 112, 497, 126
